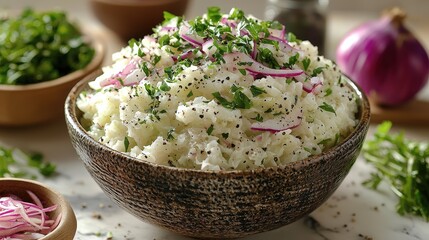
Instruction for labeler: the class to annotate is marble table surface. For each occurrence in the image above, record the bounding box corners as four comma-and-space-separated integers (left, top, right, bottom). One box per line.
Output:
1, 0, 429, 239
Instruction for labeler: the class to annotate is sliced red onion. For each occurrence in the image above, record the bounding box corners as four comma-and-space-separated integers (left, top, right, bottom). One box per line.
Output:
220, 17, 237, 28
266, 36, 303, 56
0, 191, 59, 239
172, 50, 196, 62
100, 60, 140, 88
223, 52, 303, 78
251, 106, 303, 133
269, 26, 286, 40
250, 40, 257, 59
302, 76, 323, 94
202, 39, 215, 57
159, 26, 178, 33
179, 24, 204, 48
143, 35, 156, 43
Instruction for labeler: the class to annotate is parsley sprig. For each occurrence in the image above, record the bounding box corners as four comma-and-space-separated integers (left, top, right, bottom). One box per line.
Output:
363, 121, 429, 221
0, 145, 56, 178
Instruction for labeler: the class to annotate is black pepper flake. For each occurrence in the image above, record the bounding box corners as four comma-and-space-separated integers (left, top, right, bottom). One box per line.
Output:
199, 114, 204, 118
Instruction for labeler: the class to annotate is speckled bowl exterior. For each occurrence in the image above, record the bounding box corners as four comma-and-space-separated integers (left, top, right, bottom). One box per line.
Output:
65, 74, 370, 239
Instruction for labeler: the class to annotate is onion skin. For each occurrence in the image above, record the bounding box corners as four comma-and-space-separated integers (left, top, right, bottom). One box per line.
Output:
336, 8, 429, 106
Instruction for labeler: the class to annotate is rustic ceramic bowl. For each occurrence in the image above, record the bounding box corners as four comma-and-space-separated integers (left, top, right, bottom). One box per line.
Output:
0, 178, 77, 240
65, 74, 370, 239
0, 31, 105, 127
89, 0, 189, 41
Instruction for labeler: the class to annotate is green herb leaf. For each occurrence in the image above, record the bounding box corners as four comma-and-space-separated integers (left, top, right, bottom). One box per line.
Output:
207, 6, 222, 22
251, 113, 264, 122
0, 9, 95, 85
312, 67, 324, 77
124, 137, 130, 152
302, 58, 311, 71
207, 124, 214, 135
362, 121, 429, 221
324, 88, 332, 97
0, 145, 56, 178
163, 11, 178, 24
141, 62, 150, 76
187, 90, 193, 98
158, 35, 170, 46
250, 85, 267, 97
318, 102, 336, 115
159, 81, 171, 92
167, 129, 175, 141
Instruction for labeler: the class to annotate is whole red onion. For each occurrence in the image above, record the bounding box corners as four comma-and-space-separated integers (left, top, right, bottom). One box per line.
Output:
336, 8, 429, 106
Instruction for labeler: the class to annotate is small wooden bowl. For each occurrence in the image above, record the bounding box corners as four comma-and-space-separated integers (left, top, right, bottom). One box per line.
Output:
0, 178, 77, 240
90, 0, 189, 40
0, 31, 105, 127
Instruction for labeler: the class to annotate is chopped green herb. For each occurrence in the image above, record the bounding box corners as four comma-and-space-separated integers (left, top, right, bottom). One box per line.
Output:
0, 9, 95, 85
250, 85, 267, 97
212, 85, 252, 110
153, 55, 161, 66
207, 6, 222, 22
324, 88, 332, 97
286, 32, 301, 43
159, 81, 171, 92
318, 102, 336, 115
302, 58, 311, 71
167, 129, 175, 141
124, 137, 130, 152
141, 62, 150, 76
163, 11, 177, 22
311, 67, 324, 77
158, 34, 170, 46
238, 69, 247, 75
187, 90, 194, 98
362, 121, 429, 221
207, 124, 214, 135
0, 145, 56, 178
251, 113, 264, 122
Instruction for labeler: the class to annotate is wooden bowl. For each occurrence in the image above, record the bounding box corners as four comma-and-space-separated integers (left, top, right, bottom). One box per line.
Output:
0, 178, 77, 240
0, 31, 105, 127
90, 0, 189, 41
65, 74, 370, 239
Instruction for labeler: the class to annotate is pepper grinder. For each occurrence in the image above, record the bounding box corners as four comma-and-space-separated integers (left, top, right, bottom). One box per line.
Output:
265, 0, 329, 55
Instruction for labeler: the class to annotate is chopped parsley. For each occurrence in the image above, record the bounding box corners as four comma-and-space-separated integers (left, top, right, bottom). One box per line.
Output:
318, 102, 336, 115
207, 124, 214, 135
212, 85, 253, 110
250, 85, 267, 97
302, 58, 311, 71
124, 137, 130, 152
251, 113, 264, 122
0, 145, 56, 178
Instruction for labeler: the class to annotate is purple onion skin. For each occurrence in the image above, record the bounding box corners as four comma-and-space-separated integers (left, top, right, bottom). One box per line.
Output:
336, 16, 429, 106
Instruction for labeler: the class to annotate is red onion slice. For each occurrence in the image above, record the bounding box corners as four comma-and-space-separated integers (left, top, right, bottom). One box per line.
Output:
99, 60, 140, 88
179, 24, 204, 48
251, 106, 303, 133
223, 52, 303, 78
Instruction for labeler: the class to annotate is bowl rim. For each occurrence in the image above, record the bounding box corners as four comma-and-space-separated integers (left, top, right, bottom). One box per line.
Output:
0, 178, 77, 240
0, 28, 105, 92
66, 73, 371, 176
